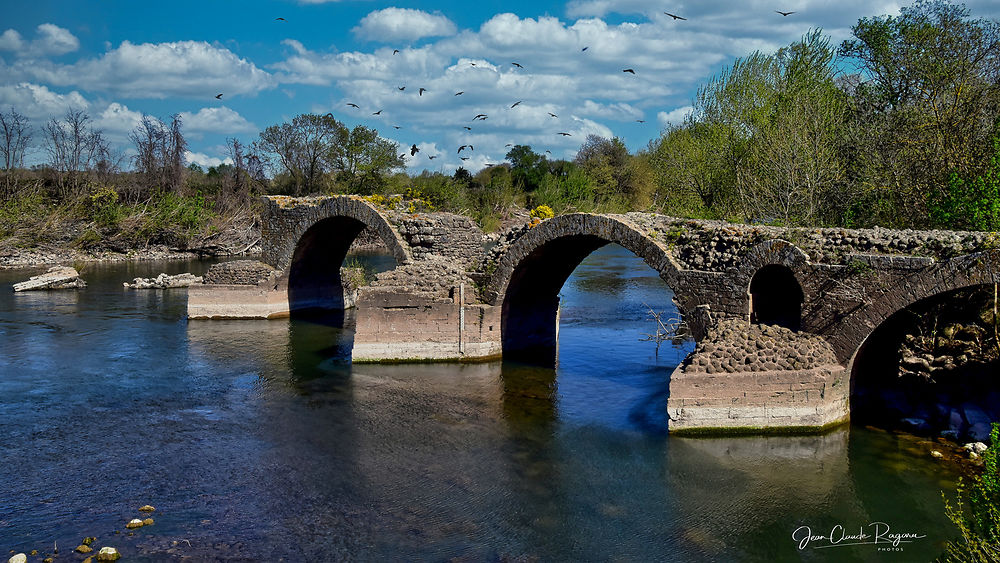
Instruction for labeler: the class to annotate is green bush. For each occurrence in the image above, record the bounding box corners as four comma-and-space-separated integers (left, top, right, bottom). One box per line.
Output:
940, 423, 1000, 561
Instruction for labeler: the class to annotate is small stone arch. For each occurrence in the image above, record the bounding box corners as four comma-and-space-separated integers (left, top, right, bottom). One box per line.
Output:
748, 265, 804, 330
487, 213, 681, 364
260, 196, 412, 314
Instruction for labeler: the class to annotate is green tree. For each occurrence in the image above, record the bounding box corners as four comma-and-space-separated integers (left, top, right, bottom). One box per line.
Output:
506, 144, 547, 192
332, 125, 403, 194
575, 135, 654, 209
255, 113, 348, 196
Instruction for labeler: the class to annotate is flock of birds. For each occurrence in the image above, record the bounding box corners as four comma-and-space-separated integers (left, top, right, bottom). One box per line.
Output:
214, 10, 799, 169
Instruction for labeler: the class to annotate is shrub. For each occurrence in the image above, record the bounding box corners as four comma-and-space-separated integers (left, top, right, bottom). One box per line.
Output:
940, 422, 1000, 561
529, 205, 554, 219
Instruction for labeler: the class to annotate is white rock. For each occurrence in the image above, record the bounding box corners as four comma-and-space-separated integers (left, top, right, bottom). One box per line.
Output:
123, 272, 202, 289
12, 266, 86, 291
96, 546, 121, 561
9, 554, 27, 563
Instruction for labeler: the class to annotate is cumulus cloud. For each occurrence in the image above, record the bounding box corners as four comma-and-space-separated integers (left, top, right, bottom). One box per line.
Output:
19, 40, 275, 99
0, 82, 89, 118
179, 106, 256, 133
93, 102, 144, 136
185, 150, 233, 169
353, 8, 457, 42
657, 105, 693, 127
0, 24, 79, 57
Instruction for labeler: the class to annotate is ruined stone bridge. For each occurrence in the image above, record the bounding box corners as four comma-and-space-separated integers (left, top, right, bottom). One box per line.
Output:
188, 195, 1000, 434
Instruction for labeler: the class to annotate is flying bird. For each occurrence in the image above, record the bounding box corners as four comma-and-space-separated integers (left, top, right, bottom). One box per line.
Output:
636, 119, 645, 123
372, 110, 382, 115
623, 68, 636, 74
392, 125, 401, 129
485, 163, 495, 167
428, 155, 438, 160
548, 112, 558, 118
582, 46, 589, 51
455, 91, 464, 96
473, 114, 487, 120
419, 88, 427, 96
460, 157, 469, 161
393, 49, 400, 55
398, 86, 405, 91
458, 145, 469, 153
775, 10, 795, 16
215, 93, 223, 99
505, 143, 512, 147
347, 103, 359, 108
275, 17, 286, 21
558, 132, 572, 136
463, 126, 472, 130
511, 101, 522, 108
545, 150, 552, 154
410, 144, 419, 156
470, 62, 477, 66
512, 62, 523, 68
664, 12, 687, 20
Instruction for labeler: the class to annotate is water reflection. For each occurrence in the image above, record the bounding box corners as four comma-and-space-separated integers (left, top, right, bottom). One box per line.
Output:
0, 249, 967, 561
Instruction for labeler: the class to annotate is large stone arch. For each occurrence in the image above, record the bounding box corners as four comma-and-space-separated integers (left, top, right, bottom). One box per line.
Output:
486, 213, 681, 364
841, 249, 1000, 372
260, 196, 412, 314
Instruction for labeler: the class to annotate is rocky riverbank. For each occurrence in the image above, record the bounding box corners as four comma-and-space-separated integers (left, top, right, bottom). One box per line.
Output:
0, 243, 260, 270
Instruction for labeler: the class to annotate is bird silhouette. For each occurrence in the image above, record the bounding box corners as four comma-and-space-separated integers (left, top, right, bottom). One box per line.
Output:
473, 114, 487, 120
215, 93, 223, 99
460, 157, 469, 161
428, 155, 438, 160
545, 150, 552, 154
582, 46, 589, 51
458, 145, 469, 153
548, 112, 558, 118
558, 132, 572, 136
512, 62, 523, 68
664, 12, 687, 20
455, 91, 464, 96
511, 101, 522, 108
275, 17, 286, 21
393, 49, 400, 54
636, 119, 645, 123
485, 163, 495, 167
347, 103, 359, 108
623, 69, 635, 74
398, 86, 405, 91
372, 110, 382, 115
775, 10, 795, 16
505, 143, 512, 147
419, 88, 427, 96
463, 126, 472, 130
393, 125, 401, 129
470, 62, 477, 66
410, 144, 419, 156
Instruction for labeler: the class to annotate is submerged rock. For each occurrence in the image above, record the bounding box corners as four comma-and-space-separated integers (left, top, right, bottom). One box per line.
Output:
75, 544, 93, 554
138, 504, 155, 512
123, 272, 202, 289
142, 517, 154, 526
12, 266, 86, 291
96, 547, 120, 561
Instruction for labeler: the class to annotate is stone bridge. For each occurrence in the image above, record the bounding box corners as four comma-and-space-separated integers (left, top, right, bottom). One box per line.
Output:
188, 196, 1000, 434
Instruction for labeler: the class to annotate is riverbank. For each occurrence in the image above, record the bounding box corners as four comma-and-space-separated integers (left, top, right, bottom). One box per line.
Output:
0, 243, 262, 270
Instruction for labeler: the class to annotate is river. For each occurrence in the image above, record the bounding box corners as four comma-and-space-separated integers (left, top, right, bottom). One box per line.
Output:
0, 245, 968, 561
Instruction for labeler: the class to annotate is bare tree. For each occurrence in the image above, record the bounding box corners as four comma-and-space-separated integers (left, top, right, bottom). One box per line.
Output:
129, 113, 187, 196
42, 108, 110, 194
0, 106, 32, 171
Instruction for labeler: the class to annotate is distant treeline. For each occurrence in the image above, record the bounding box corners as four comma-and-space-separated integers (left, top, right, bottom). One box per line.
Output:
1, 0, 998, 253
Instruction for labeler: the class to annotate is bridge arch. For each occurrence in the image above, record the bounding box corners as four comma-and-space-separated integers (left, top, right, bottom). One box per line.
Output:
266, 197, 412, 314
487, 214, 682, 364
735, 239, 810, 331
844, 249, 1000, 376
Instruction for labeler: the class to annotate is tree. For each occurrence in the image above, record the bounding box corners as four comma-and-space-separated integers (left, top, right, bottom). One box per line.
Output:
575, 135, 653, 209
0, 106, 31, 171
42, 108, 110, 194
129, 113, 186, 196
255, 113, 348, 196
506, 144, 547, 192
331, 125, 403, 194
839, 0, 1000, 224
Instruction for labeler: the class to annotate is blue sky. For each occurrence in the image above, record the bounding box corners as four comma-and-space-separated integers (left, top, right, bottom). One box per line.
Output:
3, 0, 999, 174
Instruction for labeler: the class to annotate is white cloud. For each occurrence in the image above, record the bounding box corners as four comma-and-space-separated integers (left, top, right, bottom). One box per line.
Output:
184, 150, 233, 169
19, 40, 275, 99
657, 105, 693, 127
353, 8, 457, 42
0, 24, 79, 57
0, 82, 89, 118
0, 29, 25, 52
179, 106, 256, 133
93, 102, 144, 136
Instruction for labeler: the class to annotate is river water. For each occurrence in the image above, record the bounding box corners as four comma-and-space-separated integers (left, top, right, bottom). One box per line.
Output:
0, 245, 968, 561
